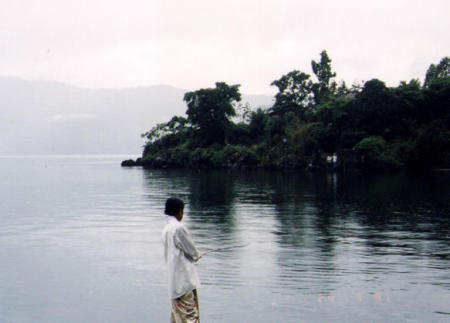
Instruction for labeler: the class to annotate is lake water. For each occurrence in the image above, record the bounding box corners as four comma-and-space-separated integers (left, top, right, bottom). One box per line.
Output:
0, 155, 449, 322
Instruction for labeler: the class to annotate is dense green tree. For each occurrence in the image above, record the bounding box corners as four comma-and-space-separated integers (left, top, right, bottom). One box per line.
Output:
406, 121, 450, 169
390, 79, 423, 138
311, 50, 337, 104
354, 136, 387, 159
137, 52, 450, 172
331, 79, 391, 149
142, 116, 189, 157
422, 77, 450, 123
353, 79, 394, 137
248, 108, 269, 139
270, 70, 312, 118
424, 56, 450, 87
184, 82, 241, 145
353, 136, 401, 171
313, 96, 350, 153
142, 116, 188, 143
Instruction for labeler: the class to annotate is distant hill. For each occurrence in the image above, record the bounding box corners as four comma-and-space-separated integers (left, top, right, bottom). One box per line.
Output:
0, 77, 273, 155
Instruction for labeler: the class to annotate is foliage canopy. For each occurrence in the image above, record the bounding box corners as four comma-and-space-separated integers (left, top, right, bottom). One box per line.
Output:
184, 82, 241, 145
139, 53, 450, 172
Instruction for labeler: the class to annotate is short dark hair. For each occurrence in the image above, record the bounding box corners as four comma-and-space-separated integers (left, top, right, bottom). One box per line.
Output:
165, 197, 184, 216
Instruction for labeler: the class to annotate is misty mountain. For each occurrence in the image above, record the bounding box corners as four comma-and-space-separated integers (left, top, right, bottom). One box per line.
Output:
0, 77, 273, 155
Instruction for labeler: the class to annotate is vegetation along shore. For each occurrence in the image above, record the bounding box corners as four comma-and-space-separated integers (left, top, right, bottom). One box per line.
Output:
122, 51, 450, 173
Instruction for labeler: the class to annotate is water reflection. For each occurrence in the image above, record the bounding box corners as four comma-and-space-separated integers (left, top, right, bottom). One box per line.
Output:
143, 169, 238, 238
142, 169, 450, 267
186, 171, 237, 233
140, 169, 450, 321
3, 156, 449, 322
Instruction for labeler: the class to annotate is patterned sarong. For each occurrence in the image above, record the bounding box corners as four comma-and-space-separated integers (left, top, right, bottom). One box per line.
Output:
171, 289, 200, 323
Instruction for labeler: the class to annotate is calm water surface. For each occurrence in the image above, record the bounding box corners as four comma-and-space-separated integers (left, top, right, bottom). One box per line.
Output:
0, 156, 449, 322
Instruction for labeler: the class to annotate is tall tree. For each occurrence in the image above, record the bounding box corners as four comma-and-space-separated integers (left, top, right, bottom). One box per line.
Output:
270, 70, 312, 118
424, 56, 450, 87
311, 50, 337, 104
355, 79, 393, 136
184, 82, 241, 145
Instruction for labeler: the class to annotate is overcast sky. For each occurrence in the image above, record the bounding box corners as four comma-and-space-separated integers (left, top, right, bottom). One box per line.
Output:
0, 0, 448, 94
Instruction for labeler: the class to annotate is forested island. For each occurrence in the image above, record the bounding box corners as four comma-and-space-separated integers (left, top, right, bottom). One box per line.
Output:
123, 51, 449, 172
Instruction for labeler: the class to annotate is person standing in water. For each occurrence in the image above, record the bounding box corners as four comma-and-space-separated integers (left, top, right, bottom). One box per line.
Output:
162, 197, 210, 323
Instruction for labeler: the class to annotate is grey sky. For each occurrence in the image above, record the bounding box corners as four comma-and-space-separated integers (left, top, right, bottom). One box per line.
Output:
0, 0, 448, 94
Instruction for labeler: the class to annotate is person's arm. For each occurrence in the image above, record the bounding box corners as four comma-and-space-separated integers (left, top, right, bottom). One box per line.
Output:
174, 226, 202, 262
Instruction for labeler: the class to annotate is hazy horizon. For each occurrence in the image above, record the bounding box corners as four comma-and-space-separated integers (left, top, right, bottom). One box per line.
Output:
0, 75, 276, 96
0, 76, 273, 156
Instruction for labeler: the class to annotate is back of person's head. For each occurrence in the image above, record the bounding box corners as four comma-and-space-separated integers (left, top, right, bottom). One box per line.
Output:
165, 197, 184, 216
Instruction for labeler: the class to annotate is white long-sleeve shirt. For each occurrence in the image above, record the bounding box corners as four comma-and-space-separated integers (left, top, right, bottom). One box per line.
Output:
162, 216, 201, 299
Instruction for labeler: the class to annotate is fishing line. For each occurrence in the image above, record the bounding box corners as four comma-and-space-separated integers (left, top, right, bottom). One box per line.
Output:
209, 243, 250, 253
